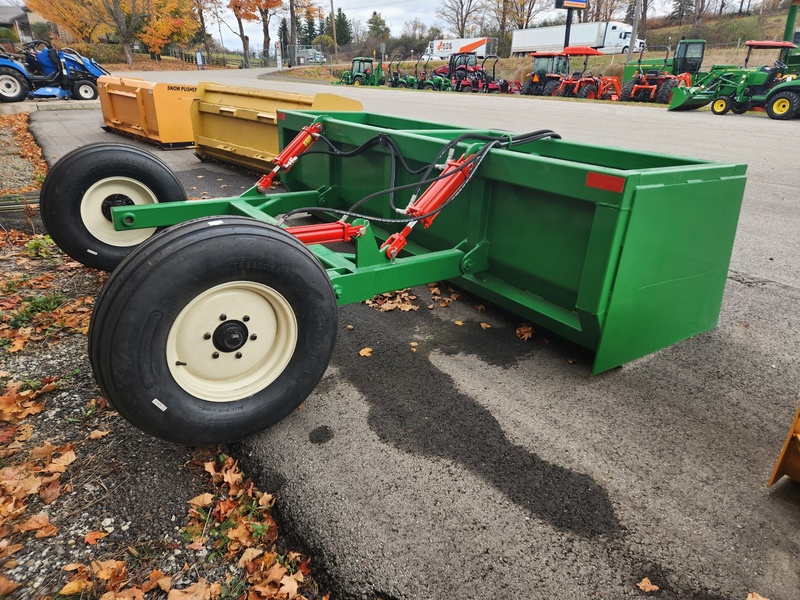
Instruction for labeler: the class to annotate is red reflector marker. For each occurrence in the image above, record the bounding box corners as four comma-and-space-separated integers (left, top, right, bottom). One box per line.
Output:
586, 172, 625, 193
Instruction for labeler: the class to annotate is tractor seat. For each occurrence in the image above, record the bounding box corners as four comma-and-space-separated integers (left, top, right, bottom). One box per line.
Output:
571, 72, 582, 78
646, 70, 659, 77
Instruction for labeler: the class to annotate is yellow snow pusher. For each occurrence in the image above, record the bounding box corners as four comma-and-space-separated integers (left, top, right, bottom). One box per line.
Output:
769, 407, 800, 486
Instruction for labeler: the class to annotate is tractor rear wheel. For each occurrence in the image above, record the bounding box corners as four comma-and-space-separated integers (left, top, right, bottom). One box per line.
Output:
0, 67, 29, 102
421, 81, 434, 91
765, 91, 800, 120
353, 75, 365, 86
711, 96, 732, 115
89, 216, 338, 446
543, 80, 559, 96
620, 78, 636, 101
578, 84, 598, 99
73, 80, 98, 100
39, 143, 186, 271
655, 79, 678, 104
521, 81, 534, 95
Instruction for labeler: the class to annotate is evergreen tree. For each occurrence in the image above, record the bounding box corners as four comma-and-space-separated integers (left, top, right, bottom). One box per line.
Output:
305, 14, 317, 44
671, 0, 695, 24
367, 11, 390, 40
334, 8, 352, 46
278, 18, 289, 54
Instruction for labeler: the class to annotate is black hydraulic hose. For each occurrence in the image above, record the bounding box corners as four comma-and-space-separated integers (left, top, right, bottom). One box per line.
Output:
277, 129, 561, 226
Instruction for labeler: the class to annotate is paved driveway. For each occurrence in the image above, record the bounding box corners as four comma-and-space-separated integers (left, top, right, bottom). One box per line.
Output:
31, 69, 800, 599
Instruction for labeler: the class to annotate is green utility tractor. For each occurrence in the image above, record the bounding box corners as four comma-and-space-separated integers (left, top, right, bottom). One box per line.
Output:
669, 40, 800, 118
414, 56, 452, 91
386, 54, 416, 88
334, 57, 385, 86
520, 51, 571, 96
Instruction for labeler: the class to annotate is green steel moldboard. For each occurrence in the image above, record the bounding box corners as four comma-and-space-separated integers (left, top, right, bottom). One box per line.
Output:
276, 110, 747, 373
111, 110, 747, 373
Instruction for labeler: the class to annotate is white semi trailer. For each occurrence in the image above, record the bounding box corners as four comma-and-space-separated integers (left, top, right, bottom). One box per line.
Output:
510, 21, 645, 56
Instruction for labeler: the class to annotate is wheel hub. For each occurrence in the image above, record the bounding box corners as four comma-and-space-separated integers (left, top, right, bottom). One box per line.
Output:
213, 319, 248, 353
101, 194, 135, 221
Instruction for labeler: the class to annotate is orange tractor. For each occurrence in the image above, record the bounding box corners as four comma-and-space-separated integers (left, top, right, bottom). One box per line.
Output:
520, 50, 570, 96
554, 46, 622, 100
620, 45, 694, 103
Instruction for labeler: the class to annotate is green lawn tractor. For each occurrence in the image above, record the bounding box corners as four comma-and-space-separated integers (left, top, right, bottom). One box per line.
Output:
333, 57, 385, 86
386, 54, 417, 88
414, 56, 451, 91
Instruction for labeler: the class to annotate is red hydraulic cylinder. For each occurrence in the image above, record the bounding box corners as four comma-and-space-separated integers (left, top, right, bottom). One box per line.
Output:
380, 154, 474, 258
285, 221, 365, 245
257, 122, 324, 193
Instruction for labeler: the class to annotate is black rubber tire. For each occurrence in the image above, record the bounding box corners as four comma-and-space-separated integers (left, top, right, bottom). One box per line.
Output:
353, 75, 365, 86
765, 91, 800, 120
543, 80, 560, 96
711, 96, 731, 115
730, 101, 750, 114
89, 216, 338, 446
578, 84, 598, 99
39, 143, 186, 271
655, 79, 678, 104
72, 79, 98, 100
521, 81, 533, 95
421, 81, 434, 91
620, 78, 636, 101
0, 67, 29, 102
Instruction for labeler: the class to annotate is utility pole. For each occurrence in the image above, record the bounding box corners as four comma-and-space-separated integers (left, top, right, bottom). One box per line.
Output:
628, 0, 641, 62
330, 0, 338, 64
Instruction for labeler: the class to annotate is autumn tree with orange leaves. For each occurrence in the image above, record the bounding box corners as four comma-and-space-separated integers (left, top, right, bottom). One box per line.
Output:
226, 0, 259, 67
139, 0, 198, 55
24, 0, 110, 42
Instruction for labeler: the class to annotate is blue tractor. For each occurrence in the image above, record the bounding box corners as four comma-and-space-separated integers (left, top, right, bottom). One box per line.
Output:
0, 40, 109, 102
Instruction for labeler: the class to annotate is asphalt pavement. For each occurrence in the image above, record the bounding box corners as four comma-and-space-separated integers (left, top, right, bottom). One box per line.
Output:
24, 72, 800, 600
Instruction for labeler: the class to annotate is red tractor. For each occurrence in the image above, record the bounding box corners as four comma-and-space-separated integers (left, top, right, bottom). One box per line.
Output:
620, 46, 693, 103
521, 51, 570, 96
553, 46, 622, 100
433, 52, 485, 92
477, 55, 522, 94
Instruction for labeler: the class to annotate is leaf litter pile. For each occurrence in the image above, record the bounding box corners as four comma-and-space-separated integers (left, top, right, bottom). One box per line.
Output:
0, 241, 325, 595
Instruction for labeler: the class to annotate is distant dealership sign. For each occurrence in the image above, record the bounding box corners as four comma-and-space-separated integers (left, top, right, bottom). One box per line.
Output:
555, 0, 587, 8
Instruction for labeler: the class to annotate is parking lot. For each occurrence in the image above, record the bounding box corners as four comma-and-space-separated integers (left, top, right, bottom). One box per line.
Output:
28, 72, 800, 599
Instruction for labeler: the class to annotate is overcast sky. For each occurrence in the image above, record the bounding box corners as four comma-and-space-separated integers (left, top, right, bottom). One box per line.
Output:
214, 0, 445, 51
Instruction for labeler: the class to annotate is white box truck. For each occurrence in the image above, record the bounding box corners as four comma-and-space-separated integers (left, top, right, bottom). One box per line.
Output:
425, 37, 498, 59
510, 22, 645, 56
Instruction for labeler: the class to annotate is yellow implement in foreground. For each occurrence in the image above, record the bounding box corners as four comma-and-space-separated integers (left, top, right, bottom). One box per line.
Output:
769, 407, 800, 486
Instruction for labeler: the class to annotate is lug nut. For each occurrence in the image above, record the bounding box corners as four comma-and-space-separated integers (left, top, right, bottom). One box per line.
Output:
212, 352, 219, 359
250, 334, 257, 341
243, 315, 250, 322
219, 314, 227, 321
235, 352, 242, 359
203, 333, 211, 340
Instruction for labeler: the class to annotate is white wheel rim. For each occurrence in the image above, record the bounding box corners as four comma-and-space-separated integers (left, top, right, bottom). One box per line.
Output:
167, 281, 298, 402
78, 85, 93, 98
80, 176, 159, 247
0, 75, 20, 96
